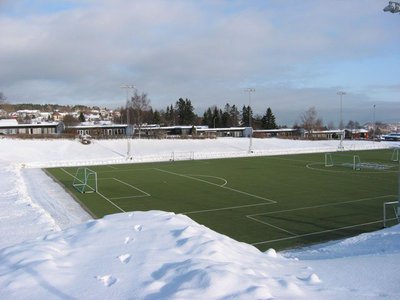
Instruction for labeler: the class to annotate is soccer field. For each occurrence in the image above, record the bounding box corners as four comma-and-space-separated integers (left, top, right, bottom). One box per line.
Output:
46, 149, 399, 251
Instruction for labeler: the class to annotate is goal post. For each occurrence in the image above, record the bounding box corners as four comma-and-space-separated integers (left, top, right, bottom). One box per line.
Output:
325, 153, 333, 167
72, 167, 98, 193
391, 148, 399, 162
324, 153, 361, 170
383, 201, 400, 228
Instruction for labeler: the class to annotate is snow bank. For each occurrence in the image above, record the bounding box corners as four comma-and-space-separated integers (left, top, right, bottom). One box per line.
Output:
284, 225, 400, 299
0, 211, 322, 299
0, 137, 399, 299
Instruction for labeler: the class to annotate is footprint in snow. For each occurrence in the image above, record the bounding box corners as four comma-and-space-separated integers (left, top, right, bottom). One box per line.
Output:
134, 224, 142, 232
117, 253, 131, 264
95, 275, 118, 287
124, 237, 134, 244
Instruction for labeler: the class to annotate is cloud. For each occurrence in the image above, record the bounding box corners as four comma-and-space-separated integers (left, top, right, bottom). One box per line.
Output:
0, 0, 398, 125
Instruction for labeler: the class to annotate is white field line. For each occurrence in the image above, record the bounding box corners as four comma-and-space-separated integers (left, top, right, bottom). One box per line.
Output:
100, 167, 154, 174
61, 168, 79, 181
247, 194, 395, 218
60, 168, 125, 212
251, 218, 397, 246
247, 215, 297, 236
111, 178, 151, 197
183, 203, 271, 215
186, 174, 228, 187
107, 165, 118, 170
306, 162, 399, 174
96, 191, 126, 213
154, 168, 276, 204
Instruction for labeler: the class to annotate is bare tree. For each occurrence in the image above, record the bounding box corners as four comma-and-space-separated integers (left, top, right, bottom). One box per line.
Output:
0, 92, 7, 106
131, 91, 151, 138
301, 107, 324, 139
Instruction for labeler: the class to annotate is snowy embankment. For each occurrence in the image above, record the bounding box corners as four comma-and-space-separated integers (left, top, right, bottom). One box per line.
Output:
0, 137, 399, 299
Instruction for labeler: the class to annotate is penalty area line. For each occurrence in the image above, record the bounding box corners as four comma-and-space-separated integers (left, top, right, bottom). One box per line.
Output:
183, 203, 272, 215
251, 219, 392, 246
97, 191, 126, 213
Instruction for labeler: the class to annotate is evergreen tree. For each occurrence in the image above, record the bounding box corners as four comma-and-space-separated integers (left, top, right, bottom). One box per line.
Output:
202, 107, 213, 127
78, 112, 86, 123
152, 110, 161, 124
229, 105, 240, 127
165, 104, 176, 125
241, 105, 253, 127
175, 98, 196, 125
261, 107, 277, 129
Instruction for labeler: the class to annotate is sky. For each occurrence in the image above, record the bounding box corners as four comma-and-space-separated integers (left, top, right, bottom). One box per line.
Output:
0, 0, 399, 126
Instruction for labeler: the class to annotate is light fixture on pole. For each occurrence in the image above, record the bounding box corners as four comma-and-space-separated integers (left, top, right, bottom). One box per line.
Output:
337, 91, 346, 150
120, 84, 136, 159
383, 1, 400, 13
244, 88, 255, 153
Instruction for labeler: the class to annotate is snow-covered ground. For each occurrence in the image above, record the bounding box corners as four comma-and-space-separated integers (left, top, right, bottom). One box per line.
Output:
0, 137, 399, 299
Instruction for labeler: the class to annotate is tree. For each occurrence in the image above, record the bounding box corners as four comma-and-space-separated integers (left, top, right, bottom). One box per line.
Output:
165, 104, 176, 125
229, 105, 240, 127
300, 107, 324, 138
346, 120, 361, 129
241, 105, 253, 127
202, 107, 214, 127
152, 110, 162, 124
78, 112, 86, 123
63, 114, 79, 127
130, 91, 151, 137
0, 92, 6, 105
175, 98, 196, 125
261, 107, 277, 129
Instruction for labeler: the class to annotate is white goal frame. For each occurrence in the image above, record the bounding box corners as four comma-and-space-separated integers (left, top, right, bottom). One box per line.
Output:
391, 148, 399, 162
72, 167, 98, 193
383, 201, 400, 228
324, 153, 361, 170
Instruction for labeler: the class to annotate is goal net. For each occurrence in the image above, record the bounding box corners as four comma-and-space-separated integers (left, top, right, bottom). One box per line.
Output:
324, 153, 361, 170
72, 167, 98, 193
170, 151, 195, 162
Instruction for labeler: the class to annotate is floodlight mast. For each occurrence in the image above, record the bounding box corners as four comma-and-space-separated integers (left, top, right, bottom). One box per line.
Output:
337, 91, 346, 150
383, 1, 400, 13
120, 84, 136, 159
244, 88, 255, 153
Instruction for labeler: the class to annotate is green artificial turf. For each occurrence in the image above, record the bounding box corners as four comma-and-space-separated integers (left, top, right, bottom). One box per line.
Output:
46, 149, 398, 251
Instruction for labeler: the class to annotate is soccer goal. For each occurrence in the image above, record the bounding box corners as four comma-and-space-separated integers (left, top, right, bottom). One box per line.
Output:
324, 153, 361, 170
383, 201, 400, 228
72, 167, 98, 193
391, 148, 399, 162
170, 151, 195, 162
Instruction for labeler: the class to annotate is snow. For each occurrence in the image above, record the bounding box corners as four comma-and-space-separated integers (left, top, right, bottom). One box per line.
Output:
0, 137, 399, 299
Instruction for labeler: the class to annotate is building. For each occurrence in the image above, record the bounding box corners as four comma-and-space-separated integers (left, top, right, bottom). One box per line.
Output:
66, 122, 129, 137
253, 128, 301, 138
0, 119, 63, 135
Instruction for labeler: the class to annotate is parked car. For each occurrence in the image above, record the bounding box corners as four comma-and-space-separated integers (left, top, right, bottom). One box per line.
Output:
382, 133, 400, 141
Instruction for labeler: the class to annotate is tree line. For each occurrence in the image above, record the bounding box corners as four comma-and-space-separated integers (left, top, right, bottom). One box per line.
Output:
120, 92, 279, 129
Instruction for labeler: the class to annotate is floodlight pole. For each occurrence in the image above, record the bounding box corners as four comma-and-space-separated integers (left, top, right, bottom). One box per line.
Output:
244, 88, 255, 153
121, 84, 136, 159
373, 104, 376, 142
398, 160, 400, 216
337, 91, 346, 150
